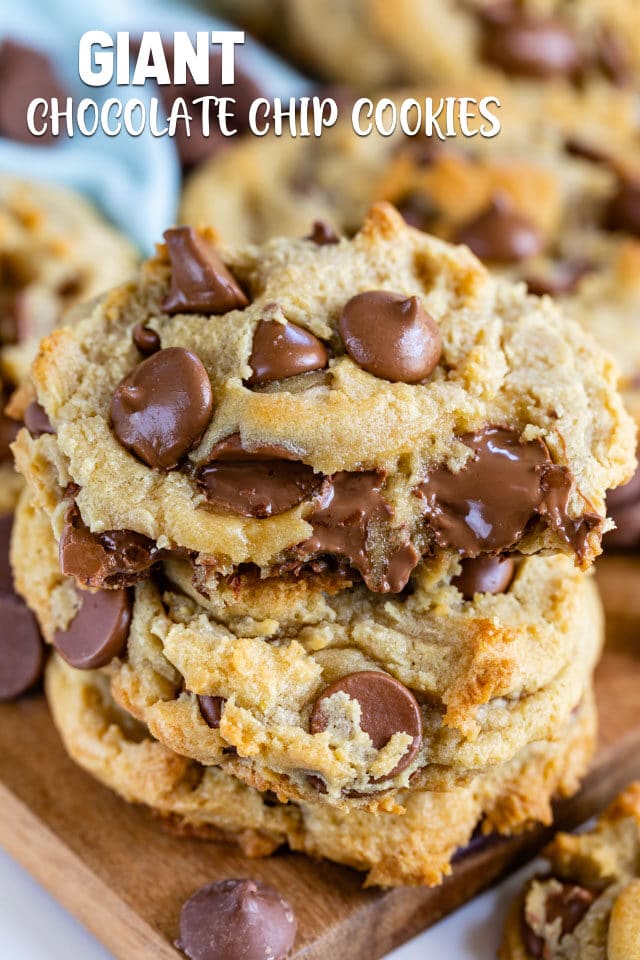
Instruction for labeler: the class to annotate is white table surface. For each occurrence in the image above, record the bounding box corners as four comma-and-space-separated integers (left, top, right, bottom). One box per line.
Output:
0, 845, 541, 959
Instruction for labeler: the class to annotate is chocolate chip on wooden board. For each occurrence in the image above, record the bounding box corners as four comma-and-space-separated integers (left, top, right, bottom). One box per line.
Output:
176, 879, 296, 960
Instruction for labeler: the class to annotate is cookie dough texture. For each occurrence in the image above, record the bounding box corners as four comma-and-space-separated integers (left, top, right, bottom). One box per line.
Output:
0, 176, 137, 386
13, 205, 636, 581
213, 0, 640, 90
500, 782, 640, 959
14, 488, 603, 810
46, 652, 597, 887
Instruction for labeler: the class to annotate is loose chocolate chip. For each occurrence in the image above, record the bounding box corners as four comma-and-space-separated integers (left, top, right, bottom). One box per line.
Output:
247, 319, 329, 386
310, 671, 422, 777
24, 401, 55, 438
339, 291, 442, 383
525, 260, 594, 297
417, 427, 598, 558
480, 15, 582, 79
0, 594, 45, 700
307, 220, 339, 245
298, 470, 419, 593
0, 410, 19, 461
162, 227, 248, 315
197, 436, 320, 518
176, 879, 296, 960
132, 323, 161, 356
197, 695, 225, 729
522, 881, 595, 956
111, 347, 213, 470
454, 195, 544, 263
604, 178, 640, 237
0, 39, 69, 144
59, 505, 159, 588
53, 586, 131, 670
452, 556, 515, 599
0, 513, 13, 593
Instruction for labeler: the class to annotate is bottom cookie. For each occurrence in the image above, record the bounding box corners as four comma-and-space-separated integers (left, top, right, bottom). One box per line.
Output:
46, 654, 597, 888
500, 782, 640, 960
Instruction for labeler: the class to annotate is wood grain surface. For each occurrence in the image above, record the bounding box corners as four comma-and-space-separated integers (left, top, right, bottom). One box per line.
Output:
0, 556, 638, 960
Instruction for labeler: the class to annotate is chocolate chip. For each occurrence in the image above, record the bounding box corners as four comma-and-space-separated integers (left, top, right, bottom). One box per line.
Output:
310, 671, 422, 777
598, 29, 631, 86
132, 324, 161, 356
0, 39, 69, 144
396, 192, 439, 232
522, 881, 595, 955
339, 291, 442, 383
417, 427, 598, 559
59, 504, 159, 588
24, 401, 55, 438
604, 178, 640, 237
480, 15, 582, 79
197, 435, 320, 518
111, 347, 213, 470
525, 260, 594, 297
247, 319, 329, 386
176, 879, 296, 960
298, 470, 419, 593
452, 556, 515, 599
52, 586, 131, 670
606, 460, 640, 549
307, 220, 339, 245
0, 595, 45, 700
0, 410, 19, 461
0, 513, 13, 593
162, 227, 248, 315
454, 195, 544, 263
197, 695, 225, 729
564, 138, 612, 166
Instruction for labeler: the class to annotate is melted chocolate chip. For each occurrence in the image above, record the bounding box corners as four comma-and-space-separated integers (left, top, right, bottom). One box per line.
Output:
452, 555, 515, 599
162, 227, 248, 315
454, 195, 544, 263
59, 505, 159, 588
197, 695, 225, 729
307, 220, 339, 245
525, 260, 594, 297
247, 319, 329, 386
310, 671, 422, 777
0, 595, 44, 700
24, 401, 55, 438
298, 471, 419, 593
339, 291, 442, 383
176, 879, 296, 960
197, 436, 320, 518
417, 428, 597, 559
53, 586, 131, 670
480, 14, 582, 79
132, 323, 161, 356
111, 347, 213, 470
604, 178, 640, 237
522, 881, 595, 956
0, 39, 69, 144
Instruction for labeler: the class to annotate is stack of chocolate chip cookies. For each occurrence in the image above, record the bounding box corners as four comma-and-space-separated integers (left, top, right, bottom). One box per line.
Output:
9, 203, 636, 887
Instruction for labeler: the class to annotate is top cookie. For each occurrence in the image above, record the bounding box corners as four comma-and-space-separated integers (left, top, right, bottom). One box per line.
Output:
214, 0, 640, 90
13, 204, 635, 594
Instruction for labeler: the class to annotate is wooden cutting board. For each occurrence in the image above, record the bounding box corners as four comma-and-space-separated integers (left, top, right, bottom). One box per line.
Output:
0, 556, 639, 960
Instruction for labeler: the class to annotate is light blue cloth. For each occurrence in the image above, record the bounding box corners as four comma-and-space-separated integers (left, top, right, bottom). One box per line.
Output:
0, 0, 308, 251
